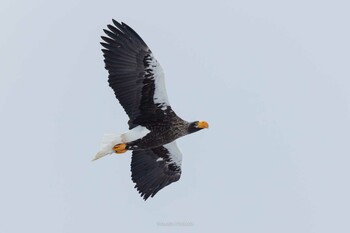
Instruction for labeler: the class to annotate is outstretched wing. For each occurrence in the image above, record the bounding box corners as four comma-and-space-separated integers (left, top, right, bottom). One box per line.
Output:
101, 20, 174, 128
131, 141, 182, 200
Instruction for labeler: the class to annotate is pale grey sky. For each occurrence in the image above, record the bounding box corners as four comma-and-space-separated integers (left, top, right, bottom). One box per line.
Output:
1, 0, 350, 232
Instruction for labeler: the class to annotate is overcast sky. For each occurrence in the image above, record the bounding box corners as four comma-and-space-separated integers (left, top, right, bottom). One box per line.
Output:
1, 0, 350, 232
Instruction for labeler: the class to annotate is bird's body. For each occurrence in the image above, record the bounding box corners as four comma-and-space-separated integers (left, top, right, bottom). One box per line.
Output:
94, 20, 208, 200
126, 120, 188, 150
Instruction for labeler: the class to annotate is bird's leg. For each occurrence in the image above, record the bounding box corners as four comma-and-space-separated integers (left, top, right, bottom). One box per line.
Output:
113, 143, 127, 154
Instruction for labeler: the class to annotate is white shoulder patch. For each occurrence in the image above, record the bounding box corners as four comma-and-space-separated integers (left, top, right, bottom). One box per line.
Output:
147, 53, 170, 110
163, 141, 182, 166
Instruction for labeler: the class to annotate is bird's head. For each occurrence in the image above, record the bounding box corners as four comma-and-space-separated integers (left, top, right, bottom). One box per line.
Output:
187, 121, 209, 134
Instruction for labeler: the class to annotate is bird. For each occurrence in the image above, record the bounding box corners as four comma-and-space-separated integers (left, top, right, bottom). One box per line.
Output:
93, 19, 209, 200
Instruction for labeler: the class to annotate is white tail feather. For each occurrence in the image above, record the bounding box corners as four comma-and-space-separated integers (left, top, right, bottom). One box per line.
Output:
92, 126, 151, 161
92, 133, 122, 161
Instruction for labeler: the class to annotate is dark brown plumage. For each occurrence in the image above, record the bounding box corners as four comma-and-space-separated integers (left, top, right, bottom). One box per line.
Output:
96, 20, 208, 200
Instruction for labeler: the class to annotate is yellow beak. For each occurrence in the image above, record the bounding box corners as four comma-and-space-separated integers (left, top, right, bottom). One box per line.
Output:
197, 121, 209, 129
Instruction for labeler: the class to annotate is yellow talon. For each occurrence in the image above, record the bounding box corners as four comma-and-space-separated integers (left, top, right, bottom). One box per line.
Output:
113, 143, 127, 154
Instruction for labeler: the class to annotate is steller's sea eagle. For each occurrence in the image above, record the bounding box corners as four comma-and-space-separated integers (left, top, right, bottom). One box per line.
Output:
93, 20, 209, 200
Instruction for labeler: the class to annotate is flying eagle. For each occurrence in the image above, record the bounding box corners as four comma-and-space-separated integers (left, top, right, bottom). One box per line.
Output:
93, 20, 209, 200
